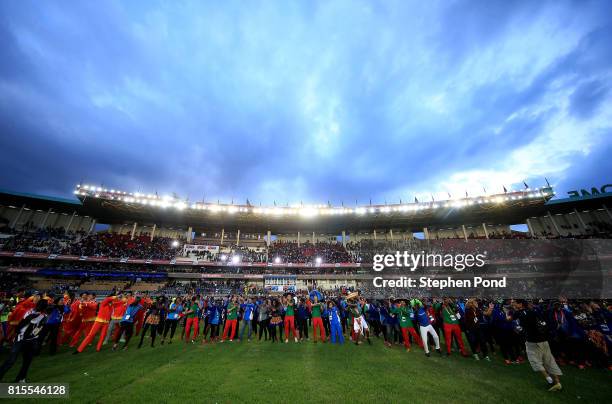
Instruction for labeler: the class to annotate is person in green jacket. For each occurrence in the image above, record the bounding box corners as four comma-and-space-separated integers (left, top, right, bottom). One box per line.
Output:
434, 298, 467, 356
391, 299, 423, 351
221, 296, 239, 342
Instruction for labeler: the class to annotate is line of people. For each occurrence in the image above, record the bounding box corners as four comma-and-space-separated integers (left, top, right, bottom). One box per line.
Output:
0, 289, 610, 392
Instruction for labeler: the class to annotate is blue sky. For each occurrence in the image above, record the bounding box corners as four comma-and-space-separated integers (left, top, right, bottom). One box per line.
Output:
0, 0, 610, 205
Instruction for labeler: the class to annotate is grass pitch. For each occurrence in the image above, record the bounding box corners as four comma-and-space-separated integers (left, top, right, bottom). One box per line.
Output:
1, 335, 610, 403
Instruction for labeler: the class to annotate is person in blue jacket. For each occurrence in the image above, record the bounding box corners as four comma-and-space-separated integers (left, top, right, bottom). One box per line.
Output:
379, 301, 393, 347
203, 300, 221, 343
491, 301, 520, 364
239, 298, 256, 341
39, 295, 66, 355
327, 301, 344, 344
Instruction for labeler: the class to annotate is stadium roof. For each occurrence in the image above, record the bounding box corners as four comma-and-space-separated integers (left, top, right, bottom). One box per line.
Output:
74, 185, 558, 233
0, 189, 85, 215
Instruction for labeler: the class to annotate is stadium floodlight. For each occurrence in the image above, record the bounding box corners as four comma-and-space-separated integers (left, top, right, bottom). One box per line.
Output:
299, 207, 318, 217
315, 257, 322, 265
175, 202, 186, 210
355, 207, 366, 215
220, 254, 227, 261
171, 240, 179, 248
274, 256, 281, 264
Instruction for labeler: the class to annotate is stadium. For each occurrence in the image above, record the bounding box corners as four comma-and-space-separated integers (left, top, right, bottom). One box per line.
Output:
2, 1, 612, 403
0, 183, 611, 402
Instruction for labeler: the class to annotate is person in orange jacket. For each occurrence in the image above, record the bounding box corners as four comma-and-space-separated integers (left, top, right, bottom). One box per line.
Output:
74, 294, 118, 353
69, 294, 98, 347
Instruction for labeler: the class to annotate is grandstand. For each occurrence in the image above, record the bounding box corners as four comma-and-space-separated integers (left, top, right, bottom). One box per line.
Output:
0, 183, 611, 297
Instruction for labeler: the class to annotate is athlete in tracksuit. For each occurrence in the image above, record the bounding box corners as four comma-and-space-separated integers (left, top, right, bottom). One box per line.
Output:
327, 301, 344, 344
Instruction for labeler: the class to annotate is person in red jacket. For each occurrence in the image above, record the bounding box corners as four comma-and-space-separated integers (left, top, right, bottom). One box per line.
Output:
135, 293, 152, 336
69, 294, 98, 347
106, 294, 127, 345
7, 294, 39, 341
74, 295, 117, 353
61, 293, 85, 345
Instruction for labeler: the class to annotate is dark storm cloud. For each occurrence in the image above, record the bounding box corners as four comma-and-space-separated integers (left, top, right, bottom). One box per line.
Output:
0, 0, 610, 205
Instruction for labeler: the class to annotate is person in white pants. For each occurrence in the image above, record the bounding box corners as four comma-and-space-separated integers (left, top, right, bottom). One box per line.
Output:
419, 324, 440, 355
413, 300, 441, 356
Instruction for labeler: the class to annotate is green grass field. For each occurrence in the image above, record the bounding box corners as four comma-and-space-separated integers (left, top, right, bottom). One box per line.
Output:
1, 336, 610, 403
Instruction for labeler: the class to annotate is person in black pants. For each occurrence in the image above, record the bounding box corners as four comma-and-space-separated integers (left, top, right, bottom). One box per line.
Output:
0, 299, 48, 383
38, 296, 66, 355
296, 298, 309, 341
161, 297, 183, 345
138, 297, 166, 348
258, 299, 270, 341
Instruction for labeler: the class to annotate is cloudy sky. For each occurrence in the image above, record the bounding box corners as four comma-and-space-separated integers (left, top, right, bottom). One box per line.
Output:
0, 0, 610, 205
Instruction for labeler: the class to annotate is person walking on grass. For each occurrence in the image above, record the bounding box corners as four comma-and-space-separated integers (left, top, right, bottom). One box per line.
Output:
513, 300, 563, 392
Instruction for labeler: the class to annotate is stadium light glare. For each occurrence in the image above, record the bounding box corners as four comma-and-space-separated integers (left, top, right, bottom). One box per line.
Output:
220, 254, 227, 261
74, 182, 553, 218
171, 240, 179, 248
315, 257, 322, 264
299, 207, 318, 217
274, 256, 281, 264
231, 255, 241, 264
